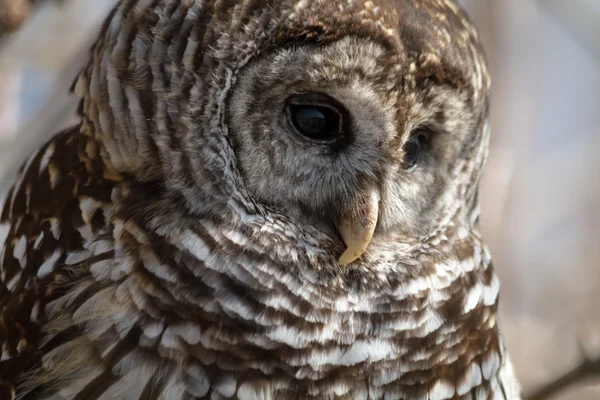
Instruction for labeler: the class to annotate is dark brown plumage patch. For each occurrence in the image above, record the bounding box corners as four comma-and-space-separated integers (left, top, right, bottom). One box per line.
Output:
0, 128, 120, 398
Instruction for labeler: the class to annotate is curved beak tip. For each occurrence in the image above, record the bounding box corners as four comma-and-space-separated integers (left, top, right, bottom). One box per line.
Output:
338, 248, 366, 266
337, 190, 380, 266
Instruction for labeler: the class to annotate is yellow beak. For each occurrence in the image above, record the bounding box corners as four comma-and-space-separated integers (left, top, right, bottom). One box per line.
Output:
337, 189, 379, 266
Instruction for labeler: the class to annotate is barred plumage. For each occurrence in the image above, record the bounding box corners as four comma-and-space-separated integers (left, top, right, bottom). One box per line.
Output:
0, 0, 521, 399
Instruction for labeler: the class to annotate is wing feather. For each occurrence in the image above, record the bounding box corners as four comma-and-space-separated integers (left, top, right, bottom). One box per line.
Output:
0, 128, 119, 399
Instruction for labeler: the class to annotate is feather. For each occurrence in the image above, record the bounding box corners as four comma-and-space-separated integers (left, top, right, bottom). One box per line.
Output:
0, 0, 520, 398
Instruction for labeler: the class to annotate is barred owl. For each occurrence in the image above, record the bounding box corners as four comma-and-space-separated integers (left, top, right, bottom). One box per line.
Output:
0, 0, 521, 399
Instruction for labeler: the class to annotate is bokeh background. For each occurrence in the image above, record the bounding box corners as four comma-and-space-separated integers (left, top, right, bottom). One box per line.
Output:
0, 1, 599, 398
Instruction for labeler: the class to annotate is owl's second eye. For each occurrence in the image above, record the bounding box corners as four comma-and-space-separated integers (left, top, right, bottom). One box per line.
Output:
403, 130, 431, 170
285, 93, 345, 142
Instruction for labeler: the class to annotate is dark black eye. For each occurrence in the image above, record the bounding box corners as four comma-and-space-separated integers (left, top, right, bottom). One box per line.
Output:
285, 94, 345, 142
289, 106, 339, 140
403, 130, 430, 170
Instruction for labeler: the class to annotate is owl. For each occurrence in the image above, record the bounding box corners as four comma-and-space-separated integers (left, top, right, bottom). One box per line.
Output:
0, 0, 521, 399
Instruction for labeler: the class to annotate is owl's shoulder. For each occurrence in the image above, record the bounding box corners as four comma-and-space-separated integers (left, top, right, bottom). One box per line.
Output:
0, 127, 119, 398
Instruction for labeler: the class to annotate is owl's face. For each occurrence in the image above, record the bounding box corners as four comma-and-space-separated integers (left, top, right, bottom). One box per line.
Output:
228, 36, 486, 263
81, 0, 489, 267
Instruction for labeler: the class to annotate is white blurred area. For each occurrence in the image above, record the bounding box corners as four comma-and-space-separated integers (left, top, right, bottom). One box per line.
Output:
460, 1, 600, 398
0, 0, 119, 196
0, 1, 599, 399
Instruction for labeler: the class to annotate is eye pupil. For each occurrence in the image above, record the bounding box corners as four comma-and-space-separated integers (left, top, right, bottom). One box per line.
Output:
289, 104, 341, 141
293, 107, 329, 137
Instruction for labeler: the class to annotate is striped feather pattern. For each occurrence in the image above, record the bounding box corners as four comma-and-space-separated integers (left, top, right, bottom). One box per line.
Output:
0, 0, 520, 399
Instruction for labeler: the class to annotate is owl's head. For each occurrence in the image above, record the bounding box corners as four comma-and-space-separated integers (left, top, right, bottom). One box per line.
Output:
79, 0, 490, 266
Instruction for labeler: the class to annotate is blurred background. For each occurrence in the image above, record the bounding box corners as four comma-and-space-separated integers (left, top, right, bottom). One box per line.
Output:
0, 1, 599, 398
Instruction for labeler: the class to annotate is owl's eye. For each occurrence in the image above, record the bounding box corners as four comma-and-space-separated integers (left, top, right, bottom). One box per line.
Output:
285, 93, 344, 142
403, 129, 431, 170
289, 106, 339, 140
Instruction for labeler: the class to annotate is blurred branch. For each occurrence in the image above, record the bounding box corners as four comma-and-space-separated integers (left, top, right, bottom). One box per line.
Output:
0, 0, 31, 34
526, 339, 600, 400
0, 0, 63, 40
